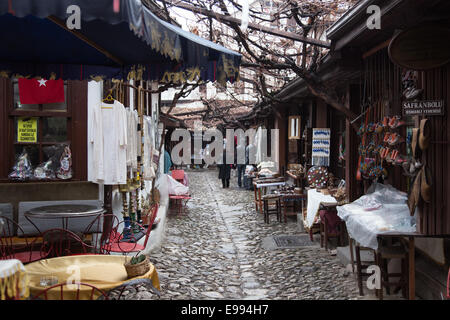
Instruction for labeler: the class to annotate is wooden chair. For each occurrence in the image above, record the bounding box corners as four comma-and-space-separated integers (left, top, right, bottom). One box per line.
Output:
319, 207, 345, 250
280, 194, 306, 223
0, 216, 43, 264
262, 194, 281, 224
31, 282, 109, 300
83, 213, 158, 255
376, 237, 409, 300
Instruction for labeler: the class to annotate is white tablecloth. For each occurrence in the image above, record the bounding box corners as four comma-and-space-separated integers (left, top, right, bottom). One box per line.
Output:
305, 189, 337, 228
337, 183, 416, 249
0, 259, 29, 300
255, 182, 285, 188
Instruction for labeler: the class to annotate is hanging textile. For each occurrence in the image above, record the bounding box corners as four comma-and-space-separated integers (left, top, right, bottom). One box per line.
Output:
142, 116, 155, 180
126, 108, 139, 170
88, 88, 128, 185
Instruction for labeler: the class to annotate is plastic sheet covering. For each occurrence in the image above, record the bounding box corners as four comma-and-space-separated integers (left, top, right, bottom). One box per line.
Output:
167, 175, 189, 196
337, 183, 416, 250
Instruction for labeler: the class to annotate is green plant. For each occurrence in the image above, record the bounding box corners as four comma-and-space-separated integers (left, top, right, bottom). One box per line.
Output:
130, 254, 146, 265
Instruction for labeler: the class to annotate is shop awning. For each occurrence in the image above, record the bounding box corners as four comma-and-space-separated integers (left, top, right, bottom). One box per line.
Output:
0, 0, 241, 84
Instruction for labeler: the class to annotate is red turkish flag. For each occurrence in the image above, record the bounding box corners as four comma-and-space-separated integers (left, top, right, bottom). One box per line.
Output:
18, 78, 65, 104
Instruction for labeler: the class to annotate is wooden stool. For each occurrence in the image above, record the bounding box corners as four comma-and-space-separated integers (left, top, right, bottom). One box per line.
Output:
376, 239, 409, 300
262, 195, 281, 224
351, 239, 377, 296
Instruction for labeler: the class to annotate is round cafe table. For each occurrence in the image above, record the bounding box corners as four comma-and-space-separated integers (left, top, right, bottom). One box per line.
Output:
25, 255, 160, 300
24, 204, 105, 234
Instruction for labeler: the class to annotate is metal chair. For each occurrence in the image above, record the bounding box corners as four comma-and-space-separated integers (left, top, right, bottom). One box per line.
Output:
169, 170, 191, 214
31, 282, 109, 300
40, 228, 89, 258
83, 212, 158, 255
0, 216, 43, 264
171, 169, 187, 185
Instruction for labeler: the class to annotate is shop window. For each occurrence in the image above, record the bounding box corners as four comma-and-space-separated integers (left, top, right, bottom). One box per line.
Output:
288, 116, 301, 139
1, 79, 87, 182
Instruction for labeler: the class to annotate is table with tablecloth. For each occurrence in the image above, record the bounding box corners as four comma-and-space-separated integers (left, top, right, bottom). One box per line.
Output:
253, 179, 286, 214
305, 189, 338, 230
0, 259, 29, 300
25, 255, 160, 300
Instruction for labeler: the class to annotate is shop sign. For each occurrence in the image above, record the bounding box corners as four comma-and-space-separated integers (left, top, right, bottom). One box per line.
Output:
17, 117, 37, 143
402, 100, 444, 116
388, 25, 450, 70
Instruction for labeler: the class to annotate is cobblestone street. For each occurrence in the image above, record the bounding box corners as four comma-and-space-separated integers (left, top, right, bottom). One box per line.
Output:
144, 169, 361, 300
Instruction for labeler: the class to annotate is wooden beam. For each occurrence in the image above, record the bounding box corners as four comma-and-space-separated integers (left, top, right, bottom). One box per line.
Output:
164, 1, 331, 48
47, 15, 124, 66
362, 38, 392, 59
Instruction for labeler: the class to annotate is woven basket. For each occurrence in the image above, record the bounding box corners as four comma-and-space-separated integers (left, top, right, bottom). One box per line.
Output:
124, 256, 150, 278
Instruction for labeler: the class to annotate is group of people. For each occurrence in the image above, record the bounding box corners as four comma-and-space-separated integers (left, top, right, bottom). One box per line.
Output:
218, 137, 255, 189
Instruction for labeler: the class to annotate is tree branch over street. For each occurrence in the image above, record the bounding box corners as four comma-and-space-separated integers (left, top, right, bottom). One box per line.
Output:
158, 0, 359, 127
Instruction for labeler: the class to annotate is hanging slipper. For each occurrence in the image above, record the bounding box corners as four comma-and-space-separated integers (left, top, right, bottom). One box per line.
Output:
390, 118, 406, 129
408, 169, 422, 216
405, 88, 424, 100
418, 118, 431, 151
357, 124, 365, 136
386, 149, 394, 164
391, 149, 399, 162
411, 128, 420, 159
382, 116, 389, 128
388, 133, 405, 146
375, 122, 384, 134
394, 154, 408, 166
388, 116, 401, 128
383, 132, 391, 143
420, 165, 432, 203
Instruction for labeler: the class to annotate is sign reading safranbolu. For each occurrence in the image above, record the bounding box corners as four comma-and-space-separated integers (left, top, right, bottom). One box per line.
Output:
403, 100, 444, 116
17, 117, 37, 143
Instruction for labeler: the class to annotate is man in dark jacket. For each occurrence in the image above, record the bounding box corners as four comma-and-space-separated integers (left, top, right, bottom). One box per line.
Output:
218, 147, 231, 188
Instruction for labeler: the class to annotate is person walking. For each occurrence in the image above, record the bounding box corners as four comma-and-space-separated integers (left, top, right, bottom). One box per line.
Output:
218, 145, 231, 188
164, 148, 172, 174
236, 137, 246, 188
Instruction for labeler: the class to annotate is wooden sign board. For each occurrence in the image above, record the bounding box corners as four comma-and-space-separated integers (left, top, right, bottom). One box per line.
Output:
402, 100, 444, 116
388, 25, 450, 70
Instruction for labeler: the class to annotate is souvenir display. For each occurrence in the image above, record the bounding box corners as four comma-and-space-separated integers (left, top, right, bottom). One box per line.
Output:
33, 145, 63, 180
8, 149, 33, 181
307, 166, 328, 189
56, 145, 73, 180
33, 159, 56, 180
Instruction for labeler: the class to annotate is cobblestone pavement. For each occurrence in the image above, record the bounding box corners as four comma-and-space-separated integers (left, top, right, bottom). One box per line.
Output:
126, 169, 361, 300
